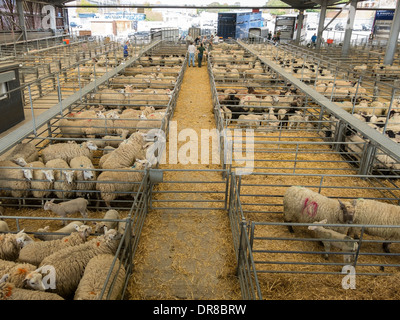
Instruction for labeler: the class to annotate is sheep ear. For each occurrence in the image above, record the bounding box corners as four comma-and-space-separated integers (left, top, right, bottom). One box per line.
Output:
50, 199, 55, 203
0, 274, 9, 284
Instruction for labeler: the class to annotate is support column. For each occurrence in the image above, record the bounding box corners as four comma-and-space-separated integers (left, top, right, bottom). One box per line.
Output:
295, 10, 305, 45
342, 0, 358, 56
316, 0, 327, 50
16, 0, 27, 42
383, 0, 400, 65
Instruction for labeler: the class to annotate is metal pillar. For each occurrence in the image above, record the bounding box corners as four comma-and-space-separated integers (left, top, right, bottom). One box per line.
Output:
316, 0, 327, 50
383, 0, 400, 65
342, 0, 358, 56
16, 0, 27, 42
295, 10, 305, 45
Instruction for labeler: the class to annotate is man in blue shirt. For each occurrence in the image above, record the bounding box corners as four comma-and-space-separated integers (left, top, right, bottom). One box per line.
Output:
123, 41, 129, 58
311, 33, 317, 47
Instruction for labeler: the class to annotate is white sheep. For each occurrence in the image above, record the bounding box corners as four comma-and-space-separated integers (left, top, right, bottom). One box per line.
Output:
0, 160, 31, 207
41, 141, 98, 164
69, 156, 97, 198
0, 259, 36, 288
24, 228, 122, 299
3, 142, 39, 167
0, 221, 9, 233
136, 112, 165, 133
237, 113, 266, 129
18, 224, 92, 266
43, 198, 89, 226
94, 210, 120, 234
34, 221, 84, 241
74, 254, 126, 300
350, 199, 400, 253
283, 186, 354, 235
308, 219, 359, 263
0, 274, 64, 300
96, 160, 147, 208
0, 230, 34, 261
26, 161, 54, 204
45, 159, 75, 199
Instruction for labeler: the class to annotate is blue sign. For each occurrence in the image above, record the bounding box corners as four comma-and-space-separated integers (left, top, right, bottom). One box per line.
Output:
104, 13, 146, 21
375, 10, 394, 20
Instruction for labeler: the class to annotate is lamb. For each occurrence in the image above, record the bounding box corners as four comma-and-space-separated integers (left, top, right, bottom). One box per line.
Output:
237, 113, 265, 128
74, 254, 126, 300
0, 160, 31, 206
0, 274, 64, 300
94, 210, 120, 234
308, 219, 359, 264
41, 141, 98, 164
0, 230, 34, 261
136, 112, 165, 133
24, 228, 122, 299
0, 259, 36, 288
18, 224, 92, 266
43, 198, 89, 226
3, 142, 39, 167
45, 159, 75, 199
26, 161, 54, 204
69, 156, 97, 198
96, 160, 147, 208
350, 198, 400, 253
34, 221, 84, 241
90, 89, 126, 109
283, 186, 354, 235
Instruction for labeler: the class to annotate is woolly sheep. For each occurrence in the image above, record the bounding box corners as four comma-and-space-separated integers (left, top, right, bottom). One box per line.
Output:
100, 133, 148, 169
41, 141, 98, 164
350, 199, 400, 253
0, 259, 36, 288
96, 160, 147, 208
25, 228, 122, 298
136, 112, 165, 133
0, 221, 9, 233
43, 198, 89, 226
4, 142, 39, 167
69, 156, 97, 198
18, 224, 92, 266
308, 219, 359, 264
0, 160, 31, 206
0, 275, 64, 300
45, 159, 75, 199
26, 161, 54, 204
74, 254, 126, 300
0, 230, 34, 261
283, 186, 354, 234
34, 221, 84, 241
94, 210, 120, 234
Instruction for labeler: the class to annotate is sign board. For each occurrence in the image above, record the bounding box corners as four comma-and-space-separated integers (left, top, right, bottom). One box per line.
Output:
104, 13, 146, 21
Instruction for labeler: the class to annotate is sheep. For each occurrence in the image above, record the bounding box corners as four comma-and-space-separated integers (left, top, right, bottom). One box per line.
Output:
308, 219, 359, 264
74, 254, 126, 300
94, 210, 120, 234
0, 230, 34, 261
45, 159, 75, 199
69, 156, 97, 198
0, 274, 64, 300
0, 160, 31, 207
43, 198, 89, 226
96, 160, 147, 208
0, 259, 36, 288
90, 89, 126, 109
18, 224, 92, 266
96, 130, 130, 149
350, 198, 400, 253
24, 228, 122, 299
34, 221, 84, 241
100, 133, 148, 169
220, 105, 232, 125
0, 221, 9, 233
237, 113, 265, 129
283, 186, 354, 235
136, 112, 165, 133
41, 141, 98, 164
3, 142, 39, 167
25, 161, 54, 204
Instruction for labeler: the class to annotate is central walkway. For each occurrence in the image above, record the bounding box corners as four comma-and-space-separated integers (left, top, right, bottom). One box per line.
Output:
127, 60, 241, 300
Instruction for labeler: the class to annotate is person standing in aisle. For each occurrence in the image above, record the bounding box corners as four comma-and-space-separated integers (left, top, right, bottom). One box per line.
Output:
187, 42, 196, 67
123, 41, 129, 58
311, 33, 317, 47
186, 33, 193, 48
197, 42, 206, 68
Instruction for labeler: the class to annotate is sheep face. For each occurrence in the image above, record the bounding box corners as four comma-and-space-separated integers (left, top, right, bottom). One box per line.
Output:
86, 141, 98, 151
13, 157, 27, 167
24, 271, 46, 291
42, 169, 55, 183
63, 170, 75, 184
22, 168, 33, 180
15, 230, 34, 248
83, 170, 94, 180
339, 200, 354, 224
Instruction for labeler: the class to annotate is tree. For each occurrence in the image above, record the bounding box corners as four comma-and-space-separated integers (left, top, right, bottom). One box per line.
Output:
265, 0, 290, 15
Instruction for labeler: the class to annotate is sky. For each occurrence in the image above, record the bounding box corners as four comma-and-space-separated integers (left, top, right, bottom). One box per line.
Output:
119, 0, 270, 6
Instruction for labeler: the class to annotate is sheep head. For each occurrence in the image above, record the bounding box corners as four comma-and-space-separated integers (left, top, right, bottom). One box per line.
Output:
41, 169, 55, 183
24, 270, 46, 291
338, 200, 354, 224
63, 170, 75, 184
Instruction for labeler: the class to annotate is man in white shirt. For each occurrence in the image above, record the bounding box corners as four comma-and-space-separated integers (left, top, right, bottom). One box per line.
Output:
187, 42, 196, 67
186, 33, 193, 48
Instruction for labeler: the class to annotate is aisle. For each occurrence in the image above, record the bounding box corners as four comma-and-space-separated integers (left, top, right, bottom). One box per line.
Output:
127, 61, 241, 300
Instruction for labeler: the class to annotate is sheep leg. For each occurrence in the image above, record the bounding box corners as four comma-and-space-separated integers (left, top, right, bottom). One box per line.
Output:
322, 241, 331, 260
286, 225, 294, 233
382, 242, 392, 253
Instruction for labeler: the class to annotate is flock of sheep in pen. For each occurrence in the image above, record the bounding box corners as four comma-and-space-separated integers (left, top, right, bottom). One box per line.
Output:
210, 43, 400, 171
0, 49, 185, 300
